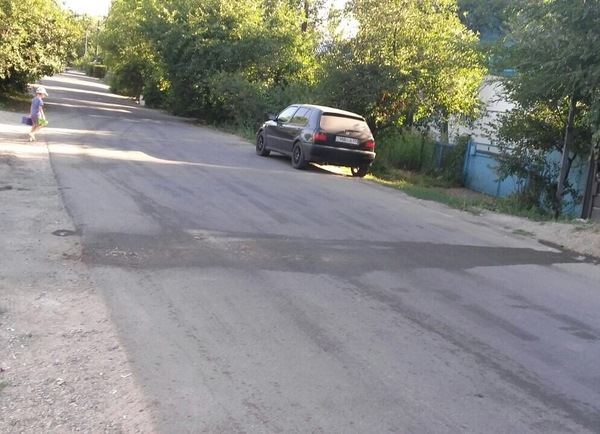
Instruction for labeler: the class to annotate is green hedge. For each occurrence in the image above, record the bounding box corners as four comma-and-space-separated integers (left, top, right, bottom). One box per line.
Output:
84, 63, 107, 79
84, 63, 94, 76
92, 65, 107, 79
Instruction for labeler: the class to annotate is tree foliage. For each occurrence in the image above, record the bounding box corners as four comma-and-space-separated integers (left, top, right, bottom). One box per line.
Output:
0, 0, 82, 92
100, 0, 322, 125
98, 0, 485, 132
319, 0, 486, 134
99, 0, 161, 100
457, 0, 512, 40
494, 104, 587, 214
492, 0, 600, 216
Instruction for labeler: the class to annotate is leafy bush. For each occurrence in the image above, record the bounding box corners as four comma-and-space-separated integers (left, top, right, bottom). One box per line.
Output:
141, 70, 169, 108
495, 143, 583, 217
438, 135, 469, 185
204, 73, 315, 130
84, 63, 94, 76
262, 82, 318, 118
107, 62, 144, 98
92, 65, 107, 79
205, 72, 268, 128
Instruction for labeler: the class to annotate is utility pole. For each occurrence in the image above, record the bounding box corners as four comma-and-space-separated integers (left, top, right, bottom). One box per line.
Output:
94, 21, 100, 61
555, 92, 577, 218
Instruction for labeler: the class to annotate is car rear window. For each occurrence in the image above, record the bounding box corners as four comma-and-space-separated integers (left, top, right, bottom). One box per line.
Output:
320, 114, 370, 135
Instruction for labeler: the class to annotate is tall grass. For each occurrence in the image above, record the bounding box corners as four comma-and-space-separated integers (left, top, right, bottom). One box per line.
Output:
372, 129, 436, 173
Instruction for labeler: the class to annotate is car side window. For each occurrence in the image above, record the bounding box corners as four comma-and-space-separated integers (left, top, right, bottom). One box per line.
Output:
289, 108, 311, 126
277, 106, 299, 123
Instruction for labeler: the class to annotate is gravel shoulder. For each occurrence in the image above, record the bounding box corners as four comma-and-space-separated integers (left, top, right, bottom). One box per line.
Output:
469, 208, 600, 260
0, 111, 156, 433
1, 108, 599, 433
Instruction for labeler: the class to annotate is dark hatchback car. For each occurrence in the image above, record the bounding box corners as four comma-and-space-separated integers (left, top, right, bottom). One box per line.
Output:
255, 104, 376, 177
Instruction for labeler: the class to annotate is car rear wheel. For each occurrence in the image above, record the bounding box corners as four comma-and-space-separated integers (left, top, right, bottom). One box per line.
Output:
291, 142, 308, 170
256, 133, 270, 156
350, 164, 370, 178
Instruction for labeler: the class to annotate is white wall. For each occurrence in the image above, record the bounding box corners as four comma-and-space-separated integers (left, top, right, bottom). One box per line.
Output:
449, 75, 515, 146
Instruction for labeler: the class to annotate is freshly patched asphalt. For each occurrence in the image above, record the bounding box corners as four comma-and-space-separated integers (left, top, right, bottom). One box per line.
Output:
43, 71, 600, 433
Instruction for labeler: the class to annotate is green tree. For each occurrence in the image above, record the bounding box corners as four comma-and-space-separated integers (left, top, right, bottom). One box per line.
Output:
100, 0, 164, 101
0, 0, 82, 92
73, 15, 97, 60
319, 0, 486, 135
457, 0, 511, 40
184, 0, 318, 120
494, 103, 589, 215
493, 0, 600, 217
101, 0, 322, 124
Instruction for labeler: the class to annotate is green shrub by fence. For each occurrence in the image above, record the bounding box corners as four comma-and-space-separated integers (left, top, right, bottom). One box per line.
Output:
372, 129, 435, 172
83, 63, 107, 79
369, 130, 467, 186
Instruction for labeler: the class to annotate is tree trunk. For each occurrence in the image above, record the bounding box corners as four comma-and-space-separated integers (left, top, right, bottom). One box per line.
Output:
555, 92, 578, 219
301, 0, 309, 32
440, 120, 449, 144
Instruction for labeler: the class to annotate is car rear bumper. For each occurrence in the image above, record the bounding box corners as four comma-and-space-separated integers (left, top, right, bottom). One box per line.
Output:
304, 143, 376, 167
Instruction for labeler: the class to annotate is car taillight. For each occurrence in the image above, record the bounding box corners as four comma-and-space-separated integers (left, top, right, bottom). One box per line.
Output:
365, 140, 375, 151
313, 132, 327, 142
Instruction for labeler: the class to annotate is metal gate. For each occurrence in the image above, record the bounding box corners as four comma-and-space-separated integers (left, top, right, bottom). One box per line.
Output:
583, 158, 600, 220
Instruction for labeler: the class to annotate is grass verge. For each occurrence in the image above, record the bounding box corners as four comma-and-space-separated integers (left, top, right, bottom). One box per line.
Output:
369, 167, 554, 221
0, 90, 31, 113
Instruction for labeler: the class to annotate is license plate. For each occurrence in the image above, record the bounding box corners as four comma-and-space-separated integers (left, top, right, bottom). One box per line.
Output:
335, 136, 359, 145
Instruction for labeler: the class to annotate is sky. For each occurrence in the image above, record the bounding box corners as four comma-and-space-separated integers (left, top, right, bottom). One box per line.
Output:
60, 0, 113, 16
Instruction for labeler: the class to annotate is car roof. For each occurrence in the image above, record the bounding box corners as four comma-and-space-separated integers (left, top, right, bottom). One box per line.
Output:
296, 104, 366, 120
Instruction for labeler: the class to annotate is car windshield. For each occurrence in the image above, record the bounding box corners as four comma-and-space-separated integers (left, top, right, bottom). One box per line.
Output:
320, 115, 370, 135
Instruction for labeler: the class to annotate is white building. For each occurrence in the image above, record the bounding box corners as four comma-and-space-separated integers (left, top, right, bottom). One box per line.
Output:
450, 75, 515, 147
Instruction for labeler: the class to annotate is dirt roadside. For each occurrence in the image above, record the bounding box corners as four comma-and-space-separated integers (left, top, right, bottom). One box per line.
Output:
441, 188, 600, 261
1, 108, 599, 434
0, 111, 156, 433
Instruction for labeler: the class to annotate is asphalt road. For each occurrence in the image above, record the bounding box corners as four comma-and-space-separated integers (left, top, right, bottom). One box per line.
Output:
42, 71, 600, 433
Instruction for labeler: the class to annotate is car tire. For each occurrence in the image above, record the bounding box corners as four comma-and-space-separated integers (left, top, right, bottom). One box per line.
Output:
350, 164, 370, 178
256, 133, 270, 156
291, 142, 308, 170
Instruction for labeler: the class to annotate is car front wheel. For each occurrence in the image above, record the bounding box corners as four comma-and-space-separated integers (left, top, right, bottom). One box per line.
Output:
256, 133, 270, 156
291, 142, 308, 170
350, 164, 370, 178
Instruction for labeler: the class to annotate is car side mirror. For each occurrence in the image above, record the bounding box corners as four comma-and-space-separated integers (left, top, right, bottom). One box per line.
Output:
269, 114, 277, 121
